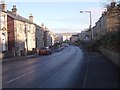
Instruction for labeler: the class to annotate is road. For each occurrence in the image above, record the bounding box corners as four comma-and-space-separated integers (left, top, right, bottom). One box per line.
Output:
2, 45, 119, 88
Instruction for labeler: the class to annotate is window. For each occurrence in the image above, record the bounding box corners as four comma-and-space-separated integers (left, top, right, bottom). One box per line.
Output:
2, 32, 5, 36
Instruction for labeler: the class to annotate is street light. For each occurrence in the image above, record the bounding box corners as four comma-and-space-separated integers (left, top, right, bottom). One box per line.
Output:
80, 11, 93, 40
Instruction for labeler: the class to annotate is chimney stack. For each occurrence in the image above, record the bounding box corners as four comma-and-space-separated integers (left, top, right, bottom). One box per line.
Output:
29, 14, 33, 23
0, 0, 7, 12
41, 23, 44, 27
111, 0, 116, 8
12, 5, 17, 14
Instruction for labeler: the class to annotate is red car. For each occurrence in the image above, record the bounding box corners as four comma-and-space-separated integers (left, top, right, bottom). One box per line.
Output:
39, 47, 52, 55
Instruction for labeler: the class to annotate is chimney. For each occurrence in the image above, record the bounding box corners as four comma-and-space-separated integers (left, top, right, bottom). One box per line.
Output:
111, 0, 116, 8
12, 5, 17, 14
41, 23, 44, 27
0, 0, 7, 12
29, 14, 33, 23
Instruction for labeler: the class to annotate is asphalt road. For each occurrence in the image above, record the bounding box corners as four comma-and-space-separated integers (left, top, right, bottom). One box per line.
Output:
2, 45, 119, 88
3, 46, 87, 88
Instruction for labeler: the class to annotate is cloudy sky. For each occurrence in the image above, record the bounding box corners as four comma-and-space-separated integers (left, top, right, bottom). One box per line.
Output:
4, 0, 118, 33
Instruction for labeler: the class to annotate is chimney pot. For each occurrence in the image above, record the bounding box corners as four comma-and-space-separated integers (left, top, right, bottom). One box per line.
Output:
0, 4, 7, 12
0, 0, 7, 12
111, 0, 116, 8
12, 5, 17, 14
29, 14, 33, 23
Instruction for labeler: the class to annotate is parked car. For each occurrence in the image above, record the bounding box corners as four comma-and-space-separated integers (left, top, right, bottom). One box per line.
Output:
65, 44, 69, 47
39, 47, 52, 55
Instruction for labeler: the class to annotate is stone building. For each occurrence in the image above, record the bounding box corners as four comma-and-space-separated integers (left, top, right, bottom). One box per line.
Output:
105, 1, 120, 32
78, 29, 92, 43
54, 34, 63, 44
70, 34, 79, 42
0, 3, 8, 59
41, 23, 52, 48
35, 24, 44, 50
92, 1, 120, 41
44, 27, 52, 47
61, 33, 73, 41
7, 5, 36, 56
49, 31, 58, 46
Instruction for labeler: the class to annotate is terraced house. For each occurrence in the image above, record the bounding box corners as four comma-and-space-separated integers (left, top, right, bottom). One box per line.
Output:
35, 24, 44, 50
41, 23, 52, 48
7, 5, 36, 56
0, 2, 56, 59
92, 1, 120, 40
0, 2, 8, 59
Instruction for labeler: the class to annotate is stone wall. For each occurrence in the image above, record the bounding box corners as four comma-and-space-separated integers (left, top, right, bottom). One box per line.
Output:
100, 48, 120, 67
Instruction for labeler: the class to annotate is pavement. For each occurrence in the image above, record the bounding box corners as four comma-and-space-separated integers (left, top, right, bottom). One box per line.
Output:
79, 47, 119, 88
2, 54, 39, 63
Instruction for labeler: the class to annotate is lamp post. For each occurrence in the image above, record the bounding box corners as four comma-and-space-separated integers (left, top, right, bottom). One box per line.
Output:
80, 11, 93, 40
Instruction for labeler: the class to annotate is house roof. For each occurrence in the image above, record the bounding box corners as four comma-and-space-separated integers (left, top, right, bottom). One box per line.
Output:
7, 10, 34, 24
34, 23, 42, 28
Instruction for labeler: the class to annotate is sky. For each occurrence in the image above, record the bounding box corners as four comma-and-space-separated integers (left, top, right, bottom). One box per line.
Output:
2, 0, 118, 33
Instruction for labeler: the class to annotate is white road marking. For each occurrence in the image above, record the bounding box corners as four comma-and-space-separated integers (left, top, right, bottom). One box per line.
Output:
5, 71, 34, 84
